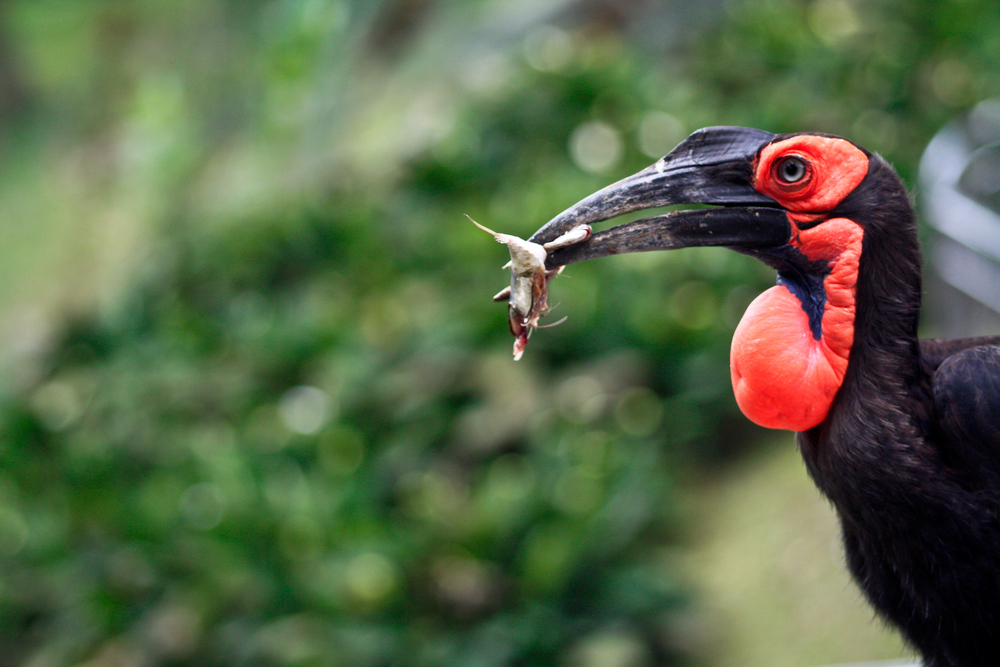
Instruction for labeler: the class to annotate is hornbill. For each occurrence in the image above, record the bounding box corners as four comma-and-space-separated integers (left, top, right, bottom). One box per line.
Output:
527, 127, 1000, 667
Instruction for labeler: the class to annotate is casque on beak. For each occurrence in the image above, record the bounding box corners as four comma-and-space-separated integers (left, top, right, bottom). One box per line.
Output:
528, 126, 793, 268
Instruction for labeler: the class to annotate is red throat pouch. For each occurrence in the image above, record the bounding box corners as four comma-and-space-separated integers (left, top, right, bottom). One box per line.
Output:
730, 218, 863, 431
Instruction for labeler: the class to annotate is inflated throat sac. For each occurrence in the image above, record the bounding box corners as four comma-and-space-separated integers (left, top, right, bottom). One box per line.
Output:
730, 218, 863, 431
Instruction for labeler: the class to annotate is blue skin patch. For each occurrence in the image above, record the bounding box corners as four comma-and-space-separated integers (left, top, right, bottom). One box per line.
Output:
777, 269, 827, 340
738, 245, 830, 340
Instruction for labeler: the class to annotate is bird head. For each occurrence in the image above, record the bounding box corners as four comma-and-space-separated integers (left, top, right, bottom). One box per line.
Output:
532, 126, 920, 432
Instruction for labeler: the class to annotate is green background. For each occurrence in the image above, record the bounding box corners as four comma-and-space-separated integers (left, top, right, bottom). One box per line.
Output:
0, 1, 996, 665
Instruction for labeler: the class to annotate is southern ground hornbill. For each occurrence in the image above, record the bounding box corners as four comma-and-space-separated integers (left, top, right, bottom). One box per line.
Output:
519, 127, 1000, 666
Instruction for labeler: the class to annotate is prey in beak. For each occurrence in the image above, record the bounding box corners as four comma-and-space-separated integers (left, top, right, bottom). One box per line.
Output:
472, 217, 592, 359
483, 126, 794, 357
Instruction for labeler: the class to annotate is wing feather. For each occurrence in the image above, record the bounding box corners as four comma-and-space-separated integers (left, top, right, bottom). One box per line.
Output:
932, 344, 1000, 485
921, 336, 1000, 373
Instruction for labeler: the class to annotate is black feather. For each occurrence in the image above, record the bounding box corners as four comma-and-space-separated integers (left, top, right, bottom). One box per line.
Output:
794, 151, 1000, 666
934, 344, 1000, 485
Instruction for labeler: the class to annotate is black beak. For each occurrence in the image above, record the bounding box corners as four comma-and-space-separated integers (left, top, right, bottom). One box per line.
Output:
529, 126, 792, 268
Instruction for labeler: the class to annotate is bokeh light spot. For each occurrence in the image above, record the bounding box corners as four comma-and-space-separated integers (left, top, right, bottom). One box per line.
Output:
807, 0, 860, 45
30, 380, 83, 431
615, 387, 663, 437
431, 554, 498, 617
279, 385, 334, 435
557, 375, 607, 424
179, 483, 226, 531
668, 281, 718, 330
523, 25, 574, 73
565, 628, 651, 667
929, 58, 973, 107
344, 552, 400, 610
570, 121, 623, 174
637, 111, 685, 159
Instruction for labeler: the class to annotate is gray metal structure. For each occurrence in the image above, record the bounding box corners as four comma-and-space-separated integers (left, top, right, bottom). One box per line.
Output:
920, 100, 1000, 337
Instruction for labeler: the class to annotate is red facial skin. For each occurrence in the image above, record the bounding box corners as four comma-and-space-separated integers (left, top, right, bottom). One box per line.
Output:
730, 136, 869, 431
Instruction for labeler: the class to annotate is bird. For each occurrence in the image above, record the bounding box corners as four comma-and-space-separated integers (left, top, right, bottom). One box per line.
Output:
526, 126, 1000, 667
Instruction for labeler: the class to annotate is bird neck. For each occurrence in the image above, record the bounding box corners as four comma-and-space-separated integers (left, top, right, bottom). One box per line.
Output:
839, 182, 924, 391
792, 178, 927, 509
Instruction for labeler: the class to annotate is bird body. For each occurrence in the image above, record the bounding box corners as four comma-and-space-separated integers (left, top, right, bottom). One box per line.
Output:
803, 336, 1000, 667
526, 126, 1000, 666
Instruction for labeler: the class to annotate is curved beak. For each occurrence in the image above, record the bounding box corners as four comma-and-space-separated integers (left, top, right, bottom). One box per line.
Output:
529, 126, 792, 268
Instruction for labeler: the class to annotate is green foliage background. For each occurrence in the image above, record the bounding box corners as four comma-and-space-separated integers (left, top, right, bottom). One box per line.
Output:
0, 1, 998, 665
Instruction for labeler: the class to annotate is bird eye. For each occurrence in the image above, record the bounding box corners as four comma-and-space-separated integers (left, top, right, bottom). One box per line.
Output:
775, 156, 809, 184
